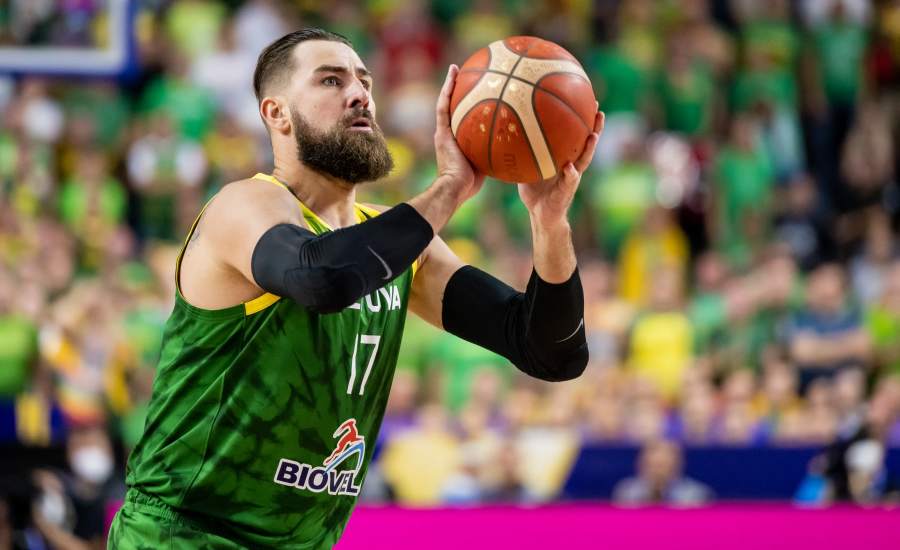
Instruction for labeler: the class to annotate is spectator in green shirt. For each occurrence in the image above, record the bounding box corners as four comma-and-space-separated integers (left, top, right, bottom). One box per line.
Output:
733, 3, 805, 181
587, 44, 653, 117
713, 114, 775, 268
63, 84, 130, 151
738, 1, 801, 74
126, 114, 208, 242
164, 0, 227, 62
425, 330, 511, 415
808, 5, 869, 108
588, 138, 657, 258
57, 149, 127, 270
656, 29, 717, 138
0, 272, 38, 399
139, 53, 217, 143
803, 2, 871, 212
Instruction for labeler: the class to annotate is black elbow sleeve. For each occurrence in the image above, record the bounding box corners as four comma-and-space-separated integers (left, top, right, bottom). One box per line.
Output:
251, 203, 433, 313
250, 223, 362, 313
442, 266, 589, 381
520, 268, 589, 381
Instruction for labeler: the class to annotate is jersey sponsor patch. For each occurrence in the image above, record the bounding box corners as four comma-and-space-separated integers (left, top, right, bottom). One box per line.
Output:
273, 418, 365, 496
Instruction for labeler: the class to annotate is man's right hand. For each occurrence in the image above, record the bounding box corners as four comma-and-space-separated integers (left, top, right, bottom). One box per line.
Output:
433, 64, 485, 209
408, 65, 485, 234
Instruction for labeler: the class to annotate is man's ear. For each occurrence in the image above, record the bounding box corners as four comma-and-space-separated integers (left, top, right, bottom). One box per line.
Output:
260, 97, 291, 135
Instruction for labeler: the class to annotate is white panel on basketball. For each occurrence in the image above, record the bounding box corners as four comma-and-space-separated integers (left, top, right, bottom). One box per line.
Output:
512, 57, 589, 86
450, 42, 521, 135
450, 71, 506, 136
489, 40, 519, 73
500, 80, 555, 180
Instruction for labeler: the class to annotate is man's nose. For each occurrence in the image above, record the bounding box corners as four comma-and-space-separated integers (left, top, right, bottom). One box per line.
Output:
347, 80, 370, 110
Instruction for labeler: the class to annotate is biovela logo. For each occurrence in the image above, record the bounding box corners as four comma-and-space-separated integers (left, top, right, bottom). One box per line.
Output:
273, 418, 365, 496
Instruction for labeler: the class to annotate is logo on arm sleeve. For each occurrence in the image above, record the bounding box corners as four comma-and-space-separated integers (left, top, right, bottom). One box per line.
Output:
367, 246, 392, 280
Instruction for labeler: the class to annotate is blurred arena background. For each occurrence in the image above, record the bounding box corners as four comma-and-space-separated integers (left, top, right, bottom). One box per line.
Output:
1, 0, 900, 548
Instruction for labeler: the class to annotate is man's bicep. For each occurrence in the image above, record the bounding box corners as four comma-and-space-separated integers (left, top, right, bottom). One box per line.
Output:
409, 236, 465, 329
208, 182, 306, 285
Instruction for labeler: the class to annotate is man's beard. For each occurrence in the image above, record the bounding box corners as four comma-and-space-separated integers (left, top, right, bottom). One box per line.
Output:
292, 109, 393, 184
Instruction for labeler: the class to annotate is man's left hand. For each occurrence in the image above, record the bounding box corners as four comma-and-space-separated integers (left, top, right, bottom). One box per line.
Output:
518, 110, 604, 226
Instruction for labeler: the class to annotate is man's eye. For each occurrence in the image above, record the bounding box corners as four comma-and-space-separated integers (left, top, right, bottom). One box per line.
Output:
361, 80, 371, 90
323, 76, 341, 86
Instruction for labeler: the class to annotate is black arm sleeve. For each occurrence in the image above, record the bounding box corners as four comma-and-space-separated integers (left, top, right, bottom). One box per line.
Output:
251, 203, 433, 313
441, 265, 588, 381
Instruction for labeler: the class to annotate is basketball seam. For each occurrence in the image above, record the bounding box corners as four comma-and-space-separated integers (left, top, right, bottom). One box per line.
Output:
458, 68, 592, 132
529, 79, 591, 179
452, 48, 492, 137
486, 50, 528, 175
533, 74, 592, 133
500, 39, 524, 59
519, 52, 578, 61
501, 38, 578, 62
459, 68, 535, 87
466, 45, 493, 106
457, 98, 504, 171
459, 67, 590, 88
501, 98, 542, 182
530, 84, 554, 180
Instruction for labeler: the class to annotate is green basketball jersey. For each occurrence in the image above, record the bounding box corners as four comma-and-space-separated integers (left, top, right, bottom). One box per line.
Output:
124, 173, 416, 548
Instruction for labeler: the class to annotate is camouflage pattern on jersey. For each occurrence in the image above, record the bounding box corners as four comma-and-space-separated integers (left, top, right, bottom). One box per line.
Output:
110, 174, 414, 549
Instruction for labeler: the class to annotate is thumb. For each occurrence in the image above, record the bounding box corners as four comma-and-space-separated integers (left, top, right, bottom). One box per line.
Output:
559, 163, 579, 193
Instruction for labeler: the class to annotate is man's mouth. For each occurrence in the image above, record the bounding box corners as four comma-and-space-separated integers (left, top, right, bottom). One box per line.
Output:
348, 117, 374, 132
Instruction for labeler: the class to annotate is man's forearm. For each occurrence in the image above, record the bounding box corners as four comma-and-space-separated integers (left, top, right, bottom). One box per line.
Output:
530, 215, 577, 283
407, 177, 465, 235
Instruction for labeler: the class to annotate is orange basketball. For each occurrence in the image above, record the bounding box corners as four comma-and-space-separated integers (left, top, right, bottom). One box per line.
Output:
449, 36, 596, 184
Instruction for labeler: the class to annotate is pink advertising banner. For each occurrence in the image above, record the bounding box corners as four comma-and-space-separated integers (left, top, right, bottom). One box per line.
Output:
336, 504, 900, 550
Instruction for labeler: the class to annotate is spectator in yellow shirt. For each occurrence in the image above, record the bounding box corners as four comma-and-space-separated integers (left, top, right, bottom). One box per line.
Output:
618, 205, 689, 306
627, 266, 694, 402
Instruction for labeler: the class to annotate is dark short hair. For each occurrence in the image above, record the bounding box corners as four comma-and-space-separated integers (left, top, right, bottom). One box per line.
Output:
253, 28, 352, 102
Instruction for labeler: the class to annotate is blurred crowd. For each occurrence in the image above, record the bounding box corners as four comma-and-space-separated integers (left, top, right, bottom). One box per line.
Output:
4, 0, 900, 545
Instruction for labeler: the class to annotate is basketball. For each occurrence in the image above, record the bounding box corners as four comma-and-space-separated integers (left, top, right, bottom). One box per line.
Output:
449, 36, 596, 184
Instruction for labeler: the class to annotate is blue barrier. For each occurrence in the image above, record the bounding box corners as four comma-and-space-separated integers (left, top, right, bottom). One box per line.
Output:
564, 445, 900, 500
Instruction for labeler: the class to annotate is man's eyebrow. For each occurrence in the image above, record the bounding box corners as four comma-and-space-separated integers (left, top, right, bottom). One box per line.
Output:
314, 65, 372, 78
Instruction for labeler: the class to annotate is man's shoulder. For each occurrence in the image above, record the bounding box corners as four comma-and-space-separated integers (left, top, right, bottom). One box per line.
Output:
205, 176, 301, 226
217, 175, 289, 203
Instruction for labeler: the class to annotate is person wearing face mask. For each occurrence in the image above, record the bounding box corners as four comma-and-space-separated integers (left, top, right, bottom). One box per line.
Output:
32, 425, 124, 550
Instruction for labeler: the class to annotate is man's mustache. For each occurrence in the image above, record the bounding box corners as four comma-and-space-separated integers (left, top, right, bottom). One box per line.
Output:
343, 109, 379, 130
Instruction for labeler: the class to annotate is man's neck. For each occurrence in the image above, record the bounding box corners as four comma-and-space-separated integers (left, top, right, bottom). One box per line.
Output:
272, 157, 359, 229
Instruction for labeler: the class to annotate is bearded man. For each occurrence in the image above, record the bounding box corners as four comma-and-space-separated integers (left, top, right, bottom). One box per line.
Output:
109, 28, 602, 549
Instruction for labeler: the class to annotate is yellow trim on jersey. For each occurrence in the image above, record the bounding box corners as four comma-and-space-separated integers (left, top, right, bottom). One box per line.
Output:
175, 199, 215, 295
252, 173, 326, 232
355, 203, 381, 221
244, 292, 281, 315
254, 173, 383, 230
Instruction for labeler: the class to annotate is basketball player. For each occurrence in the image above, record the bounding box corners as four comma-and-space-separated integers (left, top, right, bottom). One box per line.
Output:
109, 28, 603, 548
